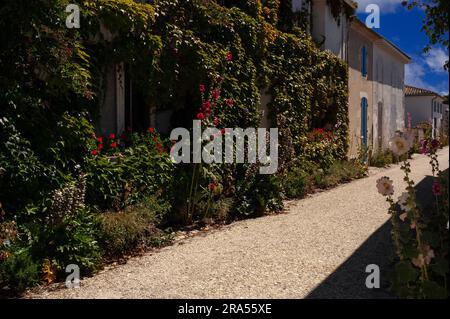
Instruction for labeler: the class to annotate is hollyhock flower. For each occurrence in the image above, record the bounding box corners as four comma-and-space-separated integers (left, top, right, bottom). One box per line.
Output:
432, 182, 442, 196
412, 254, 425, 268
98, 144, 104, 151
202, 101, 211, 111
398, 192, 410, 210
399, 212, 408, 222
422, 245, 435, 265
221, 128, 226, 135
111, 142, 117, 149
420, 139, 429, 154
212, 89, 220, 100
109, 133, 116, 139
431, 139, 440, 150
213, 117, 220, 126
199, 84, 206, 93
196, 112, 205, 120
148, 127, 155, 133
389, 136, 410, 156
97, 136, 103, 143
91, 149, 97, 156
376, 177, 394, 196
226, 52, 233, 62
225, 99, 234, 107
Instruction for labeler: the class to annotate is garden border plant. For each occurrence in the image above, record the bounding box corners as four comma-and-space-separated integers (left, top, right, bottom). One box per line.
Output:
1, 0, 352, 293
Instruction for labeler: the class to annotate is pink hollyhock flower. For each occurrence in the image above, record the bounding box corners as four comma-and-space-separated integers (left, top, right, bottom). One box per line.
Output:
412, 254, 425, 268
432, 182, 442, 196
196, 112, 205, 120
109, 133, 115, 139
199, 84, 206, 93
202, 101, 211, 111
399, 212, 408, 222
213, 117, 220, 126
431, 139, 440, 149
419, 139, 429, 154
422, 245, 435, 265
376, 177, 394, 196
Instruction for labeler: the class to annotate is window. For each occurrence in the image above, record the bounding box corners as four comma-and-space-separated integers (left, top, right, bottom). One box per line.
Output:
361, 46, 367, 77
440, 103, 442, 113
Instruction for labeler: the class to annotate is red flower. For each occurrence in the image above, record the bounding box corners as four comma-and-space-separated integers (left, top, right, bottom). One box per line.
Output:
202, 101, 211, 111
221, 128, 226, 135
148, 127, 155, 133
199, 84, 206, 93
197, 112, 205, 120
226, 52, 233, 62
213, 117, 220, 126
109, 133, 115, 139
208, 182, 217, 191
98, 144, 104, 151
153, 136, 159, 142
97, 136, 103, 143
156, 143, 164, 154
225, 99, 234, 106
212, 89, 220, 100
111, 142, 117, 149
91, 149, 97, 156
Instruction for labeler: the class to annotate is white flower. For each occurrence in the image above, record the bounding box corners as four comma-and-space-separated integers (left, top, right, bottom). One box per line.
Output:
376, 176, 394, 196
399, 212, 408, 222
398, 192, 410, 210
389, 136, 410, 156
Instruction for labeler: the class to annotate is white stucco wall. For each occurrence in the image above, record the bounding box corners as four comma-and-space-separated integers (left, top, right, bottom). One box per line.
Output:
405, 96, 433, 127
405, 95, 444, 137
311, 0, 348, 60
372, 45, 406, 150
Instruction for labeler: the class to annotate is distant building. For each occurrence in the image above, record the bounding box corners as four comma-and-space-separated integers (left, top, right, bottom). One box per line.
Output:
404, 85, 446, 138
347, 19, 410, 158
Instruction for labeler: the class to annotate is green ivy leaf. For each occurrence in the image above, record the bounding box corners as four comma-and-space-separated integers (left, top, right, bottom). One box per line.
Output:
422, 280, 448, 299
395, 261, 419, 283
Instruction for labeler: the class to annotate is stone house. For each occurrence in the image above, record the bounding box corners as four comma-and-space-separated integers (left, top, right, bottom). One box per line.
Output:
404, 85, 446, 138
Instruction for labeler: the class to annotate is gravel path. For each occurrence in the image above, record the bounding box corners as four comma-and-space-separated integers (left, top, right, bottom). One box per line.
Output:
28, 147, 449, 299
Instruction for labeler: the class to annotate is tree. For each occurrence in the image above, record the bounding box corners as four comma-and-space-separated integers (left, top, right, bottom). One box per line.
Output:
402, 0, 449, 68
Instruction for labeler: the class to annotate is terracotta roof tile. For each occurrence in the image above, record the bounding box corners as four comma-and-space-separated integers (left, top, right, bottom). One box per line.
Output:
404, 85, 442, 97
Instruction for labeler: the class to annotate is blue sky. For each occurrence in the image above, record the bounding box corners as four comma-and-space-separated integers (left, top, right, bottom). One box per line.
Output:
355, 0, 449, 96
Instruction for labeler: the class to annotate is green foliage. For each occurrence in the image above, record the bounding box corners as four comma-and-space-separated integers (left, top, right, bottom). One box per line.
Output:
97, 196, 172, 258
0, 249, 40, 293
85, 131, 174, 211
381, 145, 449, 298
283, 165, 313, 199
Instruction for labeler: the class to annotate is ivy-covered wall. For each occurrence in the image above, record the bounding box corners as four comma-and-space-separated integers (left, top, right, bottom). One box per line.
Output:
89, 0, 349, 160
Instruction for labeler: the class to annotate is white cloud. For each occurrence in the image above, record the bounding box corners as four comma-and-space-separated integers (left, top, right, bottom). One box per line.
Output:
355, 0, 402, 13
405, 56, 449, 95
424, 47, 448, 73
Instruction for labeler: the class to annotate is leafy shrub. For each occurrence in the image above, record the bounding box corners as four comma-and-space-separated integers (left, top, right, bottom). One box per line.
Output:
317, 161, 367, 188
0, 249, 40, 293
283, 166, 313, 199
97, 196, 171, 258
85, 131, 174, 211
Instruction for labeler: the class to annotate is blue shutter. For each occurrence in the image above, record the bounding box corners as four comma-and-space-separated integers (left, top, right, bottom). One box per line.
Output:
361, 97, 368, 149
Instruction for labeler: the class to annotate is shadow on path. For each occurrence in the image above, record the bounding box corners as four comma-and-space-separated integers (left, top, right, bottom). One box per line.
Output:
306, 172, 442, 299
